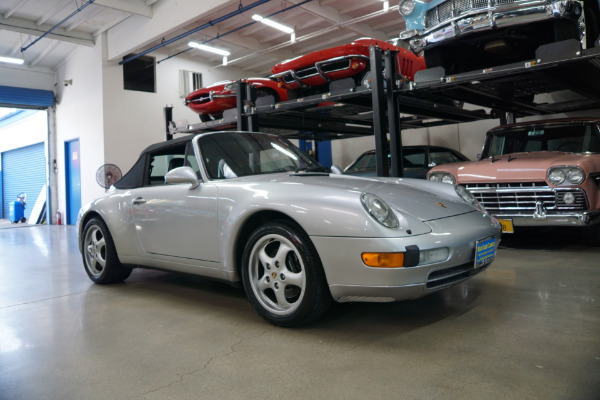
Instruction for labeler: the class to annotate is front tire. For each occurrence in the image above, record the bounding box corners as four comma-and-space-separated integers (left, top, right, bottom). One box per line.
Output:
241, 220, 331, 326
82, 217, 132, 284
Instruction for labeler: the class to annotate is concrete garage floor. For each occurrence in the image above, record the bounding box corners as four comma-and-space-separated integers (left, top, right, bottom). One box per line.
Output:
0, 225, 598, 400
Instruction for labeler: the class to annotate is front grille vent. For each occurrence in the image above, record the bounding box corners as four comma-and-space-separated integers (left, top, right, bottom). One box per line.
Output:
424, 0, 524, 29
465, 182, 588, 212
427, 261, 487, 288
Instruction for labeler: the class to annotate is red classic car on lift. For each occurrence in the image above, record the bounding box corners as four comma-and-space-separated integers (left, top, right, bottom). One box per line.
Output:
185, 78, 288, 122
270, 38, 426, 95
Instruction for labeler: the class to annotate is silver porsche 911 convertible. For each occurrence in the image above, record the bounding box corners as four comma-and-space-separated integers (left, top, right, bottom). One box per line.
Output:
78, 131, 501, 326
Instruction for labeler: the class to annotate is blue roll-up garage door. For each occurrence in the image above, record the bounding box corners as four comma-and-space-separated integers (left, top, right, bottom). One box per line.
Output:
0, 86, 55, 109
2, 143, 46, 221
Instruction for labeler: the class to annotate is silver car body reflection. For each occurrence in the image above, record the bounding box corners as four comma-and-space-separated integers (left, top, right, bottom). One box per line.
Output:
78, 131, 501, 325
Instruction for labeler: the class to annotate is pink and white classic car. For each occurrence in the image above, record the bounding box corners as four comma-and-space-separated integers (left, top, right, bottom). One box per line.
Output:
427, 118, 600, 244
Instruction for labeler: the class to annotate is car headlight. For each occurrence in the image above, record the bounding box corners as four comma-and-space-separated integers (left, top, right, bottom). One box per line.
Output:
361, 193, 399, 229
455, 185, 486, 213
399, 0, 415, 16
428, 172, 455, 184
548, 166, 585, 186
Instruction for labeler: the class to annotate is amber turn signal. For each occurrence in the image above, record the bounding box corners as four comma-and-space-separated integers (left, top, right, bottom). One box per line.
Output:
351, 62, 359, 70
362, 252, 405, 268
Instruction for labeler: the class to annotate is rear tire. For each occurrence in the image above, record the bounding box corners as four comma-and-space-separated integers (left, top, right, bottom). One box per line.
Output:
241, 220, 331, 326
81, 217, 132, 284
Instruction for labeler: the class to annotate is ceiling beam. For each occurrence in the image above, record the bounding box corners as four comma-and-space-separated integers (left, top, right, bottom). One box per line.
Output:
36, 0, 72, 26
94, 0, 152, 17
2, 0, 27, 19
0, 16, 95, 47
286, 0, 389, 40
29, 40, 61, 67
66, 6, 104, 31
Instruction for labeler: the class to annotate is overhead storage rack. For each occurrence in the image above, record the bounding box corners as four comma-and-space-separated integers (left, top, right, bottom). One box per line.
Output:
168, 39, 600, 177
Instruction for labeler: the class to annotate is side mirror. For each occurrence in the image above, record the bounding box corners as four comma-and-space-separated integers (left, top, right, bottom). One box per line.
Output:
165, 166, 200, 189
330, 165, 343, 175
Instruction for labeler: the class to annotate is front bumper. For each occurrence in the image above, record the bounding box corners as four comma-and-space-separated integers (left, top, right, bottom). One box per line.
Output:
493, 209, 600, 227
401, 0, 582, 53
311, 211, 501, 303
271, 55, 369, 90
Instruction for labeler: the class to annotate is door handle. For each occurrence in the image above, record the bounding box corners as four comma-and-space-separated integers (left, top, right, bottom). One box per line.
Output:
132, 197, 146, 205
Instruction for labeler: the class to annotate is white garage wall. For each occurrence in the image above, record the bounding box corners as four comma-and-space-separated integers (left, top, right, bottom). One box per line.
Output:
100, 43, 261, 178
0, 65, 55, 91
55, 32, 263, 208
55, 37, 105, 214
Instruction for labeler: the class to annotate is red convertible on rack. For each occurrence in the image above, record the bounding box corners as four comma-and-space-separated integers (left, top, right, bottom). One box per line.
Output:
185, 78, 288, 122
270, 38, 426, 94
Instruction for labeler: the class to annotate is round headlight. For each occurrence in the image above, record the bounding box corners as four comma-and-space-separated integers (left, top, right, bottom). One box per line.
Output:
399, 0, 415, 16
361, 193, 399, 229
428, 172, 455, 184
428, 173, 441, 182
548, 169, 566, 185
441, 174, 455, 184
566, 168, 584, 184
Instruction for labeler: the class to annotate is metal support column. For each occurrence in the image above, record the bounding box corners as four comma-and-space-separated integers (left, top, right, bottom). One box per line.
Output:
246, 84, 258, 132
370, 46, 389, 177
384, 50, 403, 177
164, 106, 173, 140
236, 80, 248, 131
500, 112, 515, 125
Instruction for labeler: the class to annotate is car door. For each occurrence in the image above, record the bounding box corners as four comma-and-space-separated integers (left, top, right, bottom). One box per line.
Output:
130, 143, 220, 262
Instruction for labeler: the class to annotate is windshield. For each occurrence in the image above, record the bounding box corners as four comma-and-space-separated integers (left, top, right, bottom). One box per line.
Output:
484, 123, 600, 157
196, 131, 326, 179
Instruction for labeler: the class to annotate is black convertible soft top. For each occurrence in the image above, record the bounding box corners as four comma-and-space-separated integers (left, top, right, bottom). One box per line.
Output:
114, 135, 194, 189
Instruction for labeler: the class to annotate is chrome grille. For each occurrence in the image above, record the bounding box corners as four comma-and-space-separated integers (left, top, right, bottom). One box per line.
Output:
454, 0, 472, 14
424, 0, 526, 29
425, 8, 438, 28
438, 1, 453, 22
465, 182, 588, 212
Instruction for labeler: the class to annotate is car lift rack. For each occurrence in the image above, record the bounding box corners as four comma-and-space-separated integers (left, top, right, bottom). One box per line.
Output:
168, 39, 600, 177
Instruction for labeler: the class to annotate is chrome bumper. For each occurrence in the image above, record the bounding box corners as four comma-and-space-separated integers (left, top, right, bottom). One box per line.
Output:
270, 54, 368, 87
493, 210, 600, 227
401, 0, 582, 53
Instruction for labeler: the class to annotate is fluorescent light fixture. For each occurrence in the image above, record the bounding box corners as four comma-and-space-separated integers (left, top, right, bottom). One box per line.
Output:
223, 56, 228, 66
0, 56, 24, 65
381, 0, 389, 12
188, 41, 230, 57
252, 14, 294, 34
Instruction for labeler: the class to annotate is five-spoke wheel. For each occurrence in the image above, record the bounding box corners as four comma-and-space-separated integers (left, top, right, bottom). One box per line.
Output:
242, 220, 331, 326
82, 217, 131, 284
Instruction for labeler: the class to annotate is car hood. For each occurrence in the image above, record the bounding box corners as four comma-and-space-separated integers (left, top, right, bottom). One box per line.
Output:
439, 152, 591, 183
226, 173, 476, 222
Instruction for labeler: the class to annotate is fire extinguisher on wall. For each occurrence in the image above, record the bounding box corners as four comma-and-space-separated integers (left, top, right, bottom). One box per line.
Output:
56, 210, 62, 225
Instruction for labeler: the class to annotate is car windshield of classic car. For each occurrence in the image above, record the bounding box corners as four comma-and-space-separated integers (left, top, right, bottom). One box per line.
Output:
197, 132, 328, 179
483, 123, 600, 158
